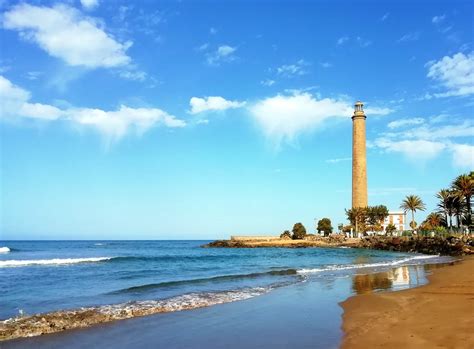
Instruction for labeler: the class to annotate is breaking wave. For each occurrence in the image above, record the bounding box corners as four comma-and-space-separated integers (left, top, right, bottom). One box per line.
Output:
0, 257, 112, 268
0, 247, 11, 253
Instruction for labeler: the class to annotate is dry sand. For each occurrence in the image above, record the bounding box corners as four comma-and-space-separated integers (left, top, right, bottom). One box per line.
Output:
341, 256, 474, 349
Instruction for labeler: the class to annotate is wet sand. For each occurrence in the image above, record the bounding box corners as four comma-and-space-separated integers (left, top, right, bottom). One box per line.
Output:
341, 257, 474, 349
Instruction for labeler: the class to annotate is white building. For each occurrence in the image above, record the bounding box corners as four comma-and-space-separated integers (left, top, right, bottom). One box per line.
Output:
382, 211, 406, 232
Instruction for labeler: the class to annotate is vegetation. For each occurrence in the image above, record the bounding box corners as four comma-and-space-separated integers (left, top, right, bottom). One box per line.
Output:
400, 195, 426, 231
420, 212, 443, 231
280, 230, 292, 239
401, 172, 473, 235
345, 205, 389, 233
292, 223, 307, 240
452, 174, 473, 226
317, 218, 333, 236
436, 189, 453, 228
427, 172, 473, 233
385, 223, 396, 236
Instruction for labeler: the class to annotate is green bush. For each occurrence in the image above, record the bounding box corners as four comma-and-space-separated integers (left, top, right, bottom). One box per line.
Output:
292, 222, 307, 240
401, 230, 413, 237
385, 223, 396, 235
280, 230, 292, 239
317, 218, 333, 236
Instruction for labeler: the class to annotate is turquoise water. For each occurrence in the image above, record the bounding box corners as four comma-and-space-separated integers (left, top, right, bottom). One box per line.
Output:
0, 240, 453, 320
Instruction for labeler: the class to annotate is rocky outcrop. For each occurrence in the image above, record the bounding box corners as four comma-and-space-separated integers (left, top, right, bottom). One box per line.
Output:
357, 235, 474, 256
204, 235, 474, 255
202, 236, 359, 248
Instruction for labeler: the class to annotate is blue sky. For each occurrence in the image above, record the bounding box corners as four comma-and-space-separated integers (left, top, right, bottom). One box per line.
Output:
1, 0, 473, 240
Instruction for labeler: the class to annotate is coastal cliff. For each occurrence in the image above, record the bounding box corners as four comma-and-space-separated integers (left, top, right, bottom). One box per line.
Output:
203, 235, 474, 256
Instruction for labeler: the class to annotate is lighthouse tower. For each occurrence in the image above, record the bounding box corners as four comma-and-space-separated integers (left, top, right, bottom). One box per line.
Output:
352, 101, 368, 208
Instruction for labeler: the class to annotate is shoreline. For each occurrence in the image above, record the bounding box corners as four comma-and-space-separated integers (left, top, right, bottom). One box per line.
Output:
340, 256, 474, 349
204, 235, 474, 256
1, 251, 451, 343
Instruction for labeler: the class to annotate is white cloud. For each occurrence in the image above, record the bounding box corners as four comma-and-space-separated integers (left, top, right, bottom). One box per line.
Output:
380, 13, 390, 21
261, 79, 275, 87
373, 116, 474, 168
19, 102, 65, 120
432, 14, 446, 24
397, 32, 420, 42
25, 71, 43, 80
430, 114, 448, 123
356, 36, 372, 47
80, 0, 99, 10
217, 45, 235, 56
3, 4, 132, 68
197, 43, 209, 51
206, 45, 237, 65
450, 143, 474, 169
426, 52, 474, 97
382, 121, 474, 145
326, 157, 351, 164
387, 117, 425, 129
394, 122, 474, 140
189, 96, 245, 114
320, 62, 333, 68
69, 105, 185, 142
0, 75, 69, 121
117, 70, 147, 81
210, 27, 217, 35
337, 36, 349, 45
0, 75, 184, 142
365, 106, 394, 116
374, 139, 447, 162
248, 92, 352, 145
276, 60, 308, 77
0, 75, 30, 117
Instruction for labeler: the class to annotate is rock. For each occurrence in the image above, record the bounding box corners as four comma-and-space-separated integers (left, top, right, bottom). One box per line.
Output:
354, 235, 473, 256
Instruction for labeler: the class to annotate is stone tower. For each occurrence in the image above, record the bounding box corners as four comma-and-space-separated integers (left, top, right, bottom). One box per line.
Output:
352, 101, 368, 208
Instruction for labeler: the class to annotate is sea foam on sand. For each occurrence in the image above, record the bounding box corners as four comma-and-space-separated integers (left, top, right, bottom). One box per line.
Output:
298, 254, 440, 274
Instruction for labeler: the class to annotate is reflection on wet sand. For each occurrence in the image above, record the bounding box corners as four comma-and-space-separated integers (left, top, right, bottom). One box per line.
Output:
352, 265, 427, 294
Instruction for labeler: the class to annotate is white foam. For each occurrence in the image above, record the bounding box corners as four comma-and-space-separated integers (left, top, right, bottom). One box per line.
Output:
99, 287, 271, 316
298, 255, 440, 274
0, 257, 112, 268
0, 247, 11, 253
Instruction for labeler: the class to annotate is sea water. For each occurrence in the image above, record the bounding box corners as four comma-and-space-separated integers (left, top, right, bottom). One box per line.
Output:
0, 240, 454, 320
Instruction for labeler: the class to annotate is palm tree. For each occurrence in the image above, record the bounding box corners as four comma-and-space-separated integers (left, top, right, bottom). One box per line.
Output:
452, 174, 473, 226
400, 195, 426, 231
452, 194, 465, 229
425, 212, 443, 228
436, 189, 454, 230
346, 207, 367, 234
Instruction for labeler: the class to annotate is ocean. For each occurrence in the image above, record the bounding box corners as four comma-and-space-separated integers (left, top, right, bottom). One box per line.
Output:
0, 240, 455, 323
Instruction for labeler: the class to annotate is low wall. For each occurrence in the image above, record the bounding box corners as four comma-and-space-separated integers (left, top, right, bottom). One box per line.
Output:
230, 236, 280, 241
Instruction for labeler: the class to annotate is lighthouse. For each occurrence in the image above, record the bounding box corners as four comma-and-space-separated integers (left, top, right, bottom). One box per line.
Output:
352, 101, 368, 208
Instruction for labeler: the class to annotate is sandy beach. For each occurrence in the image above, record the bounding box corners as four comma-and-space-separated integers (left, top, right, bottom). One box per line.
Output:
341, 257, 474, 349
